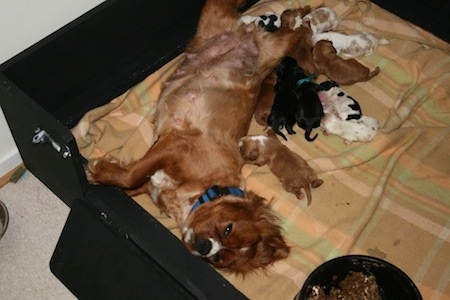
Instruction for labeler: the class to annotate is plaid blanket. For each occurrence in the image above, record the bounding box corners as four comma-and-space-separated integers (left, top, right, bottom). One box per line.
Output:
72, 0, 450, 299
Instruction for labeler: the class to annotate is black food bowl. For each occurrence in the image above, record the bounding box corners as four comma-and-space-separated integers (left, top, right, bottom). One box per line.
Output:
0, 200, 9, 240
295, 255, 422, 300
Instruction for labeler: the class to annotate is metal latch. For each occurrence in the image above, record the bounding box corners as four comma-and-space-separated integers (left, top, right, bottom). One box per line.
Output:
32, 127, 71, 158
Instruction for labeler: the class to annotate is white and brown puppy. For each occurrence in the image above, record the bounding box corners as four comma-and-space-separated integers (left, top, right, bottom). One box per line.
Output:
239, 131, 323, 205
302, 6, 339, 34
312, 31, 389, 57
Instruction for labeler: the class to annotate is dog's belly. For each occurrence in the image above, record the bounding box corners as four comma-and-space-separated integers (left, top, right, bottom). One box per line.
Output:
154, 31, 261, 141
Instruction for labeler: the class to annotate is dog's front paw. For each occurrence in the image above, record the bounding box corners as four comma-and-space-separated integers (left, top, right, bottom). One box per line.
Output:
85, 158, 119, 184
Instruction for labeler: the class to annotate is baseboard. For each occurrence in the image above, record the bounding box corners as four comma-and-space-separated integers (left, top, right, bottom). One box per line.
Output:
0, 163, 25, 188
0, 150, 23, 188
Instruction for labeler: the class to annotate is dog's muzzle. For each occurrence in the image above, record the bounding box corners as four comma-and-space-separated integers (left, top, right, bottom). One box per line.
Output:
194, 238, 212, 256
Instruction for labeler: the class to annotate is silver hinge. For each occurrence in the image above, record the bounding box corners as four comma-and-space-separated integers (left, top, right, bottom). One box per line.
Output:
32, 127, 71, 159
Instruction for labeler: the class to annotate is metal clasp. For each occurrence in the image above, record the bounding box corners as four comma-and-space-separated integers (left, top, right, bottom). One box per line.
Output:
32, 127, 71, 159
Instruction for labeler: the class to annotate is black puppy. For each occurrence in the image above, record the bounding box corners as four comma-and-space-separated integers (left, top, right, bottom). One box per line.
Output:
268, 57, 304, 140
295, 77, 324, 142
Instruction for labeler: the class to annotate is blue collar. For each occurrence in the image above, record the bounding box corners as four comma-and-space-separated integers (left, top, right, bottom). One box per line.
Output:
190, 185, 245, 213
296, 73, 317, 88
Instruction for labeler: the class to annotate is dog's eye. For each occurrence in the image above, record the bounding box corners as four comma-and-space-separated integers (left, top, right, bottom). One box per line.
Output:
223, 223, 233, 237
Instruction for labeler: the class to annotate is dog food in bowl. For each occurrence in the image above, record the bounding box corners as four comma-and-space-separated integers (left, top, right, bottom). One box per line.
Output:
295, 255, 422, 300
307, 271, 380, 300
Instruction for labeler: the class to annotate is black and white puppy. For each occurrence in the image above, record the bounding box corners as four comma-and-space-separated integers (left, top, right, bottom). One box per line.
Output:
240, 12, 281, 32
317, 80, 362, 121
295, 76, 324, 142
268, 57, 304, 140
317, 81, 379, 144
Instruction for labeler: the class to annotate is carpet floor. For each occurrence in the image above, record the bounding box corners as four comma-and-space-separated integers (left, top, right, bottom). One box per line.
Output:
0, 170, 75, 299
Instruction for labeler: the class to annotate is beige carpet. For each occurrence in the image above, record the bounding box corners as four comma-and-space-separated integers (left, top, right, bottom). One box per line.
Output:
0, 170, 75, 299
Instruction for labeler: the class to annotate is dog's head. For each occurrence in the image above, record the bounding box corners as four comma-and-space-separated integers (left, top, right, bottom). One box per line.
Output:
238, 135, 269, 166
182, 192, 289, 274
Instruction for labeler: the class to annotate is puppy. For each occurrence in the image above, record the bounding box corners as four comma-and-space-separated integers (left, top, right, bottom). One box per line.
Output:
240, 11, 281, 32
280, 6, 312, 30
239, 131, 324, 205
312, 31, 389, 57
318, 80, 362, 121
254, 71, 277, 126
321, 114, 380, 144
296, 78, 324, 142
313, 40, 380, 85
318, 81, 380, 144
303, 6, 339, 34
268, 57, 304, 140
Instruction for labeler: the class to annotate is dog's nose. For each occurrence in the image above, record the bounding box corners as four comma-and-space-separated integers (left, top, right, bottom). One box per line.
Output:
194, 238, 212, 256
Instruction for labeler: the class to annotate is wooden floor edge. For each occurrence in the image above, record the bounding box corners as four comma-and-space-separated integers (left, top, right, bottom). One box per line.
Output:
0, 164, 26, 188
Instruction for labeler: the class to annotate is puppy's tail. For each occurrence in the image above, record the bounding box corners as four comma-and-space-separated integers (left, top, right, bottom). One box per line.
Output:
304, 128, 318, 142
273, 128, 288, 141
303, 181, 313, 206
367, 66, 380, 80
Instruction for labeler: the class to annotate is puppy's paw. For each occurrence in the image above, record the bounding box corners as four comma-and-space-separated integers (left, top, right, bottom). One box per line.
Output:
295, 191, 305, 200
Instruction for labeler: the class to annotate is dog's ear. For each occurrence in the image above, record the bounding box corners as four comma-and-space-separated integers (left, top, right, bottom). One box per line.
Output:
251, 194, 290, 267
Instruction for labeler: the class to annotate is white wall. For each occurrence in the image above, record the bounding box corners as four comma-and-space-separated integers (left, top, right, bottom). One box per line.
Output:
0, 0, 105, 178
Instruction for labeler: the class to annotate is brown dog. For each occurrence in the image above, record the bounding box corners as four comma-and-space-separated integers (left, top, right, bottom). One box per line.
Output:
312, 40, 380, 85
239, 131, 323, 205
86, 0, 303, 274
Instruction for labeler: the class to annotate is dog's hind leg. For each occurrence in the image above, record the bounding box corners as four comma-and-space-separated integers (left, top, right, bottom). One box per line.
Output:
188, 0, 248, 50
86, 131, 185, 190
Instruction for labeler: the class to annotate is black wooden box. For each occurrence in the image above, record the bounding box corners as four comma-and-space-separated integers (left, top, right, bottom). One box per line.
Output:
0, 0, 247, 298
1, 0, 448, 299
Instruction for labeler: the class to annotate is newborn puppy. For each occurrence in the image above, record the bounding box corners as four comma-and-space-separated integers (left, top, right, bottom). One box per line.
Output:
296, 78, 324, 142
321, 114, 380, 145
312, 31, 389, 57
239, 131, 324, 205
280, 6, 312, 29
318, 81, 380, 144
313, 40, 380, 85
303, 6, 339, 34
268, 57, 304, 140
256, 12, 281, 32
318, 80, 362, 121
254, 71, 277, 126
240, 11, 281, 32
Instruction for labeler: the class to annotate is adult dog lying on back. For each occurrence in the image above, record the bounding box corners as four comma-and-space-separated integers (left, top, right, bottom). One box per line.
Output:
86, 0, 302, 274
